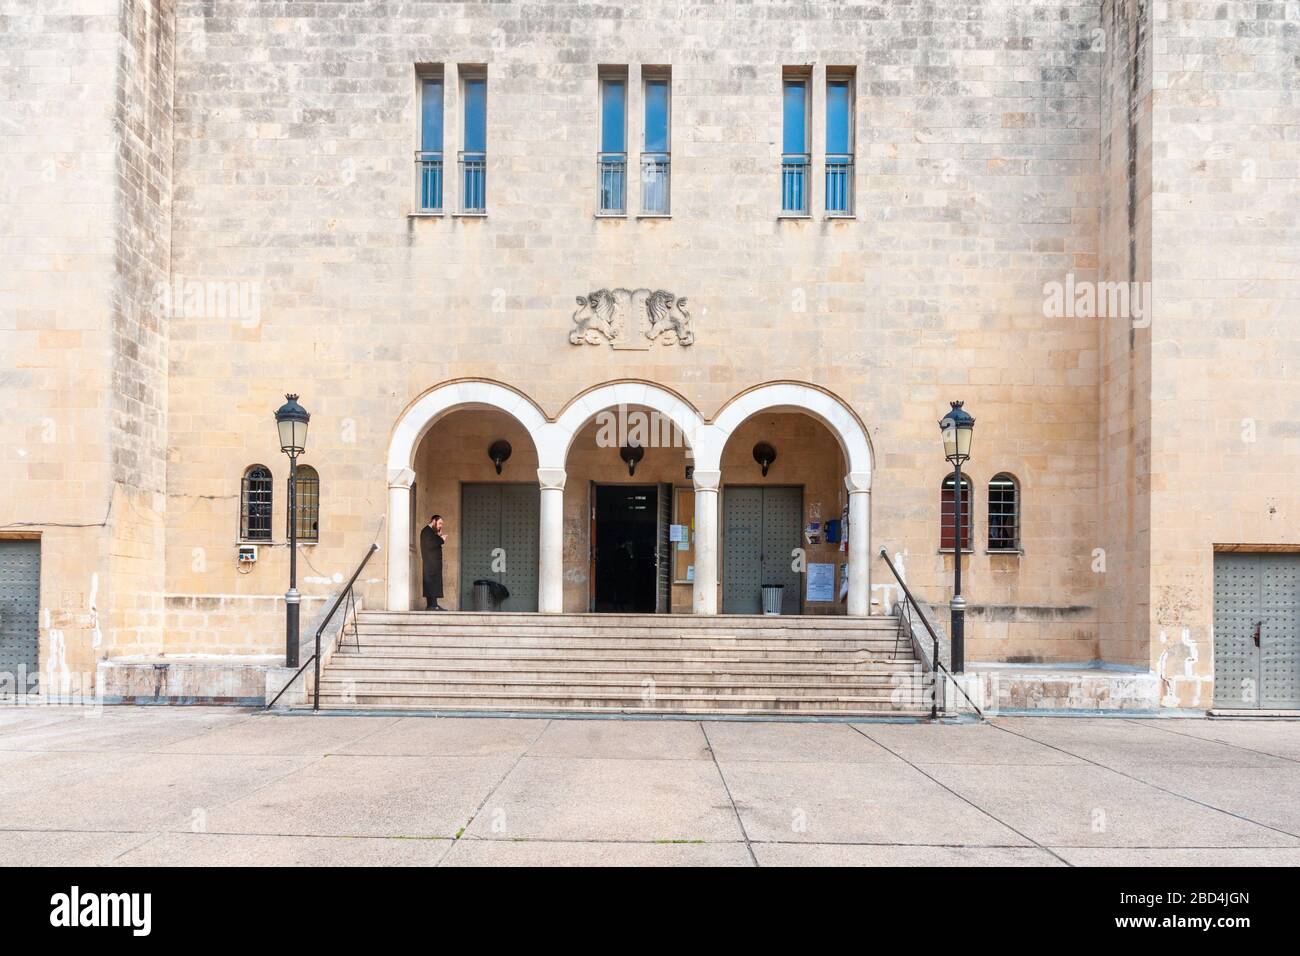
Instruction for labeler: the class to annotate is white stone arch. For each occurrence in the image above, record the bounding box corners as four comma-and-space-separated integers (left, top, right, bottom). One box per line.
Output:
546, 380, 706, 471
385, 380, 550, 610
696, 382, 875, 617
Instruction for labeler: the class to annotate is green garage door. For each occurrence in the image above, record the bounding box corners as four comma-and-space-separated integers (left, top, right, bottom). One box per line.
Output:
459, 483, 539, 612
722, 486, 802, 614
0, 540, 40, 681
1214, 553, 1300, 709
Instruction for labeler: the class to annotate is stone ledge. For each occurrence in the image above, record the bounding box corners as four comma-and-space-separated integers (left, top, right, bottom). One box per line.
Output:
957, 663, 1162, 715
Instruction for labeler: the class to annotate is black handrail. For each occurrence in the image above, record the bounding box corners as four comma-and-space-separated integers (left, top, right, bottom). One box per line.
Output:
265, 542, 379, 711
877, 547, 983, 719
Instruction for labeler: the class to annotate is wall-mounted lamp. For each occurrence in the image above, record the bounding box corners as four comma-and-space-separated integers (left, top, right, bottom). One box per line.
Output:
488, 439, 512, 475
619, 443, 645, 476
753, 442, 777, 477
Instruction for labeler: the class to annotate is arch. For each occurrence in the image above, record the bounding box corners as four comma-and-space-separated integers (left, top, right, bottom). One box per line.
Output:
548, 380, 705, 470
387, 379, 550, 477
699, 381, 873, 477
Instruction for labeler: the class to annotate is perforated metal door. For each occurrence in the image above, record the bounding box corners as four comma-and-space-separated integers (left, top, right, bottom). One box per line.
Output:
0, 540, 40, 678
459, 484, 540, 612
1214, 553, 1300, 709
761, 486, 803, 615
723, 488, 763, 612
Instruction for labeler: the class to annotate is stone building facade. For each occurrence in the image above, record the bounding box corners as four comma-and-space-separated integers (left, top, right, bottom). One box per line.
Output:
2, 0, 1297, 711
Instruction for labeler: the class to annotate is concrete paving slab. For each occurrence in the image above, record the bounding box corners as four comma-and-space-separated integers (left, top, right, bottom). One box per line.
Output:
752, 843, 1064, 867
440, 838, 753, 866
990, 717, 1293, 769
463, 756, 743, 842
528, 719, 710, 760
0, 829, 159, 866
0, 752, 314, 832
1131, 718, 1300, 763
703, 720, 899, 764
5, 708, 248, 753
159, 713, 401, 756
1120, 765, 1300, 837
112, 832, 455, 866
204, 754, 517, 838
719, 759, 1031, 846
856, 722, 1085, 766
921, 763, 1299, 848
335, 716, 549, 756
1051, 846, 1300, 867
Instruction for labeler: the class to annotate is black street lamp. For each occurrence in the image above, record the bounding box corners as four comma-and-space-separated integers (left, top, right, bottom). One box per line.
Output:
939, 400, 974, 673
275, 394, 310, 668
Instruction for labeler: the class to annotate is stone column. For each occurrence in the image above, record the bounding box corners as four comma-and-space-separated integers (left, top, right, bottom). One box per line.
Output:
387, 468, 415, 611
537, 467, 567, 613
692, 469, 721, 615
845, 471, 871, 616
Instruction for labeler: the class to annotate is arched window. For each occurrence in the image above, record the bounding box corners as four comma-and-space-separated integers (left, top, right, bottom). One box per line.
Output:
940, 474, 972, 551
988, 473, 1020, 551
240, 465, 273, 541
289, 465, 320, 542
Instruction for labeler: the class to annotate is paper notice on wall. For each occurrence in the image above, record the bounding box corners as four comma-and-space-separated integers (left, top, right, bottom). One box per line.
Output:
669, 524, 686, 542
806, 562, 835, 602
686, 565, 694, 582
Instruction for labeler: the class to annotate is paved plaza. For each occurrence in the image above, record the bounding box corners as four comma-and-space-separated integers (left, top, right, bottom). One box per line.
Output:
1, 707, 1298, 866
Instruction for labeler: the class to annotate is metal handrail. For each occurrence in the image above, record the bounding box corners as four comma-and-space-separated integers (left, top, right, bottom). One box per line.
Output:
877, 547, 983, 720
265, 542, 379, 711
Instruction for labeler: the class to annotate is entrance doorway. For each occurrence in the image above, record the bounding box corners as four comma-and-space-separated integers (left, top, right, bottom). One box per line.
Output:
591, 484, 671, 613
722, 485, 803, 614
0, 539, 40, 679
1213, 552, 1300, 709
459, 483, 540, 611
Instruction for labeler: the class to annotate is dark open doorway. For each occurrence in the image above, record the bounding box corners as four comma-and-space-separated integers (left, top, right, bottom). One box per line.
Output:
593, 484, 660, 613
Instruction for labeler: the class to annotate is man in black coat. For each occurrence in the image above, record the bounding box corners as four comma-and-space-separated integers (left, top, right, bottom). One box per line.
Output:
420, 514, 447, 610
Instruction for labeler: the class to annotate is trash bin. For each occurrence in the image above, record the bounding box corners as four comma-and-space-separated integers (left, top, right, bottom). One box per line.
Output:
472, 579, 494, 612
761, 583, 784, 615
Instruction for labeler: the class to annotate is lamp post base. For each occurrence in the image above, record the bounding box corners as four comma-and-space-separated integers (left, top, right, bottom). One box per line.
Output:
285, 588, 300, 668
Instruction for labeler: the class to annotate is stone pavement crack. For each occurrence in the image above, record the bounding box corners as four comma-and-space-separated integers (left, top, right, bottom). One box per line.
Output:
699, 721, 758, 867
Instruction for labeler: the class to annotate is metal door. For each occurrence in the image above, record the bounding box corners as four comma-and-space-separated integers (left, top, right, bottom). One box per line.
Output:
655, 483, 672, 613
723, 486, 802, 614
761, 486, 803, 614
0, 540, 40, 680
1213, 553, 1300, 709
459, 484, 540, 612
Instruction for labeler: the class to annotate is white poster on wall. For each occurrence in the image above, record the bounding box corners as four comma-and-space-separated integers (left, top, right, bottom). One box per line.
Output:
806, 562, 835, 602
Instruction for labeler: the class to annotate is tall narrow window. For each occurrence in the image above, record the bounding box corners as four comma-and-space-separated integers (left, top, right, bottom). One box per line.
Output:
940, 475, 973, 551
598, 71, 627, 215
988, 474, 1020, 551
460, 70, 487, 213
416, 72, 444, 212
781, 73, 810, 214
642, 70, 671, 214
825, 72, 854, 215
289, 465, 320, 543
240, 465, 273, 541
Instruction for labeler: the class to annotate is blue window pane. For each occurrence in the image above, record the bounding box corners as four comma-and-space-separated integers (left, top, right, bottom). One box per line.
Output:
782, 80, 807, 154
421, 78, 444, 151
463, 77, 486, 152
601, 80, 626, 153
644, 79, 670, 152
826, 79, 851, 155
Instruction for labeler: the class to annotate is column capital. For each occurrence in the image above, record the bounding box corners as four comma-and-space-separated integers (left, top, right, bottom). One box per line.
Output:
387, 467, 415, 490
537, 467, 567, 492
844, 471, 872, 494
691, 469, 721, 492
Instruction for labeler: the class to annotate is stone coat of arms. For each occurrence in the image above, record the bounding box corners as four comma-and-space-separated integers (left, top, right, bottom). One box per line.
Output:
569, 288, 694, 349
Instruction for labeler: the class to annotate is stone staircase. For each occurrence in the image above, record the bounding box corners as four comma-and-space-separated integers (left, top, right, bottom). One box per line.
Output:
313, 611, 929, 716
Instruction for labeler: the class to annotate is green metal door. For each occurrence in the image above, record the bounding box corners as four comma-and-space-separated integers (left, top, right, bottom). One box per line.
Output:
1214, 553, 1300, 709
0, 540, 40, 681
722, 486, 802, 614
459, 483, 539, 612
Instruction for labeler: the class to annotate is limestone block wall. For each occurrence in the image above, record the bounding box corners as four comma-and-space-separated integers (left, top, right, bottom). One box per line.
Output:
161, 0, 1107, 661
1145, 1, 1300, 707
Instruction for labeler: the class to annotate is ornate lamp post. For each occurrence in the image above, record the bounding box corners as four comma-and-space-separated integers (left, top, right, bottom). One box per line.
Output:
275, 394, 310, 668
939, 400, 974, 673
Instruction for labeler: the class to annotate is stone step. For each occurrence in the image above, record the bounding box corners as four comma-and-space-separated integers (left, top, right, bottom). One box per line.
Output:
320, 675, 915, 694
351, 631, 906, 648
322, 670, 912, 689
333, 643, 907, 662
358, 612, 896, 630
309, 700, 932, 718
326, 658, 920, 676
312, 688, 923, 713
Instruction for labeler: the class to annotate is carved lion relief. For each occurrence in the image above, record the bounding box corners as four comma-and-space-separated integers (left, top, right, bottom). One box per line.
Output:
569, 288, 693, 348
